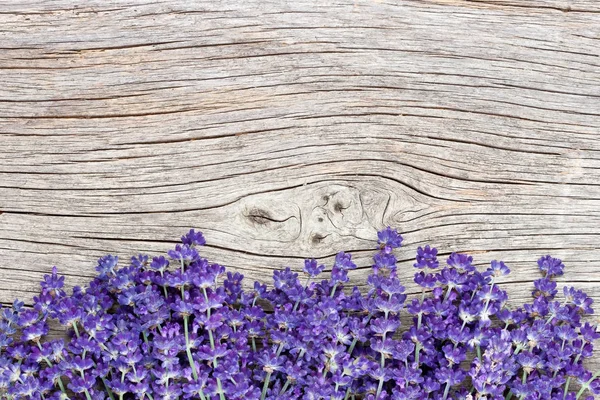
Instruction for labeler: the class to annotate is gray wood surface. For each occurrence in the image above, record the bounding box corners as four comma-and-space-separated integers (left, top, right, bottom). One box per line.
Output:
0, 0, 599, 369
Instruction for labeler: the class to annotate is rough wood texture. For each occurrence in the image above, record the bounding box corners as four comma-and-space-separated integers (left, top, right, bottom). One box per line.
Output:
0, 0, 599, 368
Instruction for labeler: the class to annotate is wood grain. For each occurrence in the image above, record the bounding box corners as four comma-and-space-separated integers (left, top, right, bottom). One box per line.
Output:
0, 0, 599, 370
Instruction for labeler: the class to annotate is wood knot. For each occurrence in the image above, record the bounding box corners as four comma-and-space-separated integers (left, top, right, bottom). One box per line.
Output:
246, 208, 273, 225
333, 201, 348, 213
312, 233, 327, 244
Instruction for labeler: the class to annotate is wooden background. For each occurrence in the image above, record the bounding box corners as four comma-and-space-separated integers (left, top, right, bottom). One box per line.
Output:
0, 0, 599, 368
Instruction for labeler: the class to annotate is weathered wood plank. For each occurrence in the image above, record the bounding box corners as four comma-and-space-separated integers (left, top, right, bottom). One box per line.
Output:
0, 0, 599, 370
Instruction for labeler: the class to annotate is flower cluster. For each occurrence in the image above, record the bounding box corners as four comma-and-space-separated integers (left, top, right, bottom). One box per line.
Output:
0, 227, 598, 400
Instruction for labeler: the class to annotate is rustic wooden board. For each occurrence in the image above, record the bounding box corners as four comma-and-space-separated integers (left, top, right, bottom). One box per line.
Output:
0, 0, 599, 369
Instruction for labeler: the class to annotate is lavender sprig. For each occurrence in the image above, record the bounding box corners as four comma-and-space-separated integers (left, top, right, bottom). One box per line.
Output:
0, 228, 598, 400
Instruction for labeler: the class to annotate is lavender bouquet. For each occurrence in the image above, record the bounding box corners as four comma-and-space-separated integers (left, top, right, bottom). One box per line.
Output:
0, 228, 598, 400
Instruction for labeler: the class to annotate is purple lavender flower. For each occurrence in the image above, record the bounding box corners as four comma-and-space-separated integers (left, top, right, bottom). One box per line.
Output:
446, 252, 475, 272
181, 228, 206, 247
96, 254, 118, 278
414, 245, 439, 269
303, 258, 325, 277
0, 228, 597, 400
377, 226, 403, 253
168, 244, 199, 266
486, 260, 510, 277
40, 266, 65, 297
537, 255, 565, 277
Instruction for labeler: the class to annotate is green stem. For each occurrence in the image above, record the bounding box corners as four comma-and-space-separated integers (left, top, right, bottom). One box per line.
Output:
330, 282, 338, 298
260, 372, 272, 400
380, 331, 387, 368
563, 377, 572, 400
56, 376, 67, 395
415, 343, 422, 365
573, 340, 587, 364
482, 280, 495, 316
344, 387, 351, 400
280, 380, 291, 395
376, 332, 386, 397
348, 314, 372, 357
217, 379, 226, 400
101, 377, 116, 400
275, 341, 285, 359
443, 285, 453, 302
575, 371, 600, 399
556, 348, 581, 391
414, 290, 425, 366
202, 288, 216, 352
80, 371, 93, 400
201, 287, 225, 400
348, 337, 358, 356
513, 345, 523, 356
184, 315, 199, 380
159, 271, 168, 298
376, 301, 391, 398
442, 381, 451, 400
208, 330, 215, 349
180, 258, 186, 297
119, 369, 126, 400
518, 371, 529, 400
453, 320, 467, 350
37, 342, 67, 396
376, 378, 384, 398
330, 383, 340, 400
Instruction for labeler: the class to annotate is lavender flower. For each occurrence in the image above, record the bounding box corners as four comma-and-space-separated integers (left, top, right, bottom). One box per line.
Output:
0, 228, 598, 400
414, 245, 439, 269
377, 226, 403, 254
